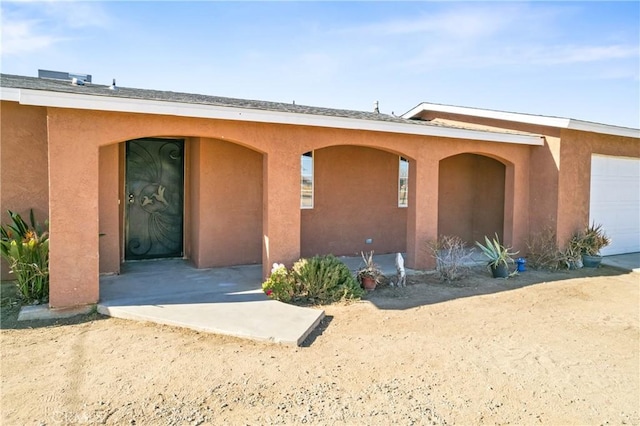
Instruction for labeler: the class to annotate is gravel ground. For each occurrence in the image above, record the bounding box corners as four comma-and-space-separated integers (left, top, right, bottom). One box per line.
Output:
1, 265, 638, 425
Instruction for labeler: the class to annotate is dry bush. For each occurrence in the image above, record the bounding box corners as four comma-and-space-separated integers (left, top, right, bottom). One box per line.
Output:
427, 235, 474, 281
526, 228, 565, 270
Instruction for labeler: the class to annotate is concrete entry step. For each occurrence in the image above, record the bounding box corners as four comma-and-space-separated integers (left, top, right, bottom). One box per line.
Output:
99, 260, 324, 346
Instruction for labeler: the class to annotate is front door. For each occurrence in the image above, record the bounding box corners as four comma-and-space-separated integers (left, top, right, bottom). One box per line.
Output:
125, 138, 184, 260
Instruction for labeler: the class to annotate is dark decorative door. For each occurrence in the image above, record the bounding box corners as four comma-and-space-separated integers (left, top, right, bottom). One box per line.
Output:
125, 139, 184, 260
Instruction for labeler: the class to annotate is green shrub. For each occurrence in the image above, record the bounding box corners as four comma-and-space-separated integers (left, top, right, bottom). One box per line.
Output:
292, 255, 363, 304
262, 263, 295, 302
0, 210, 49, 303
262, 255, 364, 305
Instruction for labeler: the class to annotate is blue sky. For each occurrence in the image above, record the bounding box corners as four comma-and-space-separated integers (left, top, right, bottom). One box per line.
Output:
1, 1, 639, 128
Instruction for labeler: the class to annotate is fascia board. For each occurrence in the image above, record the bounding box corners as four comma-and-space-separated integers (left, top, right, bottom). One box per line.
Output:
402, 102, 571, 127
567, 120, 640, 139
17, 89, 543, 145
0, 87, 21, 102
401, 103, 428, 119
403, 102, 640, 139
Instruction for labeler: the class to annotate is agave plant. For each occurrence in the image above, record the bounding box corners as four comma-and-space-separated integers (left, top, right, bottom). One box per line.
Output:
575, 223, 611, 256
475, 233, 518, 268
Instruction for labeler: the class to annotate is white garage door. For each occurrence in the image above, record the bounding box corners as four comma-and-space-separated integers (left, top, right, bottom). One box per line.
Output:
589, 155, 640, 255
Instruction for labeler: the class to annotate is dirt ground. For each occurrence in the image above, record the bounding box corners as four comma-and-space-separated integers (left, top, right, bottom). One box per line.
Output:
1, 265, 638, 425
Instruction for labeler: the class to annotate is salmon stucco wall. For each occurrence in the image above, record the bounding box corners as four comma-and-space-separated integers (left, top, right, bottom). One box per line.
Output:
47, 108, 100, 308
189, 138, 203, 266
262, 148, 302, 276
190, 137, 263, 268
0, 102, 49, 280
528, 137, 561, 237
99, 144, 120, 274
6, 105, 537, 307
415, 110, 565, 243
556, 129, 640, 246
301, 145, 407, 257
182, 139, 192, 262
438, 153, 506, 244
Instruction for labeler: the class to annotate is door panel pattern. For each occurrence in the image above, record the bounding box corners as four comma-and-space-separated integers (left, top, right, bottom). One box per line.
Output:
126, 139, 184, 260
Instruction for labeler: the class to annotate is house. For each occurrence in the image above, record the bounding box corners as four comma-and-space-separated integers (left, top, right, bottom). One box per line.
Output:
1, 72, 638, 310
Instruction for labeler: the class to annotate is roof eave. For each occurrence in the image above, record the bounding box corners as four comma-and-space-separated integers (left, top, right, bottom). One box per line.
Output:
402, 102, 639, 139
566, 119, 640, 139
1, 89, 543, 145
0, 87, 20, 102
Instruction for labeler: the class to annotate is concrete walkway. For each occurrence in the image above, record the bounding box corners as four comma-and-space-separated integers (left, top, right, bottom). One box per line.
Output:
97, 254, 405, 345
98, 260, 324, 346
602, 252, 640, 273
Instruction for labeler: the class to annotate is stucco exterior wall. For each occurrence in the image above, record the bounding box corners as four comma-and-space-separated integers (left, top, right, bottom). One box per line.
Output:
556, 129, 640, 246
405, 139, 529, 268
438, 153, 505, 244
528, 137, 561, 236
47, 108, 100, 308
416, 110, 640, 250
0, 102, 49, 280
99, 144, 120, 274
413, 111, 564, 246
189, 138, 203, 267
301, 145, 407, 257
190, 137, 263, 267
0, 104, 536, 307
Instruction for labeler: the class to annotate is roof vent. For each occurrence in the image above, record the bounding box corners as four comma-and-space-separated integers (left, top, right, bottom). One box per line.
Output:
109, 78, 117, 90
374, 101, 380, 114
38, 69, 92, 84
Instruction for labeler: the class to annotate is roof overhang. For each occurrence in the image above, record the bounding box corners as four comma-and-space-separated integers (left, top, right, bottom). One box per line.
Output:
402, 102, 640, 139
0, 87, 543, 146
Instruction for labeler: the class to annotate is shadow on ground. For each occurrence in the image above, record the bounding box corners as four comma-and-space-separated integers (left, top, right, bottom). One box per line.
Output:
301, 315, 334, 347
2, 263, 633, 336
0, 283, 108, 330
363, 264, 632, 311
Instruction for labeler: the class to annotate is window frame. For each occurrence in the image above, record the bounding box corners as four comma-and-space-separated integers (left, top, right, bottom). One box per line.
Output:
398, 156, 409, 208
301, 151, 314, 209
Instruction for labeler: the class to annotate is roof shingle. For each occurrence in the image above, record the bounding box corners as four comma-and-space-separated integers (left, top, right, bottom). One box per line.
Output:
1, 73, 414, 125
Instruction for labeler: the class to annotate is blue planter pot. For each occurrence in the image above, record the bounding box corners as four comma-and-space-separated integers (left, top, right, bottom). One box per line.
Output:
490, 263, 509, 278
582, 255, 602, 268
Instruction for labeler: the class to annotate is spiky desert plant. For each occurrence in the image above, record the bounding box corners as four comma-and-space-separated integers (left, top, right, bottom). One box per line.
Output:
475, 233, 518, 268
0, 210, 49, 303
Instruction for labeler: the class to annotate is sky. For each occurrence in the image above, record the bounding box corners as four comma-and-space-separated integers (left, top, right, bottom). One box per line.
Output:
1, 1, 639, 128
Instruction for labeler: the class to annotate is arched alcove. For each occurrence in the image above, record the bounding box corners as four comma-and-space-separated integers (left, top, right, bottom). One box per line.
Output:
300, 145, 408, 257
438, 153, 506, 244
98, 136, 264, 275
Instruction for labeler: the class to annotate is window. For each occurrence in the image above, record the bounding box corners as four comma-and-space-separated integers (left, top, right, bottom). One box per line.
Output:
399, 156, 409, 207
301, 151, 314, 208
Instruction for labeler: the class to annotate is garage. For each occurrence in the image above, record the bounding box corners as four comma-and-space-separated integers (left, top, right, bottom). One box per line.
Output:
589, 154, 640, 255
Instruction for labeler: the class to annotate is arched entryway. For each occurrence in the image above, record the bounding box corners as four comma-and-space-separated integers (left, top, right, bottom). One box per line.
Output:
438, 153, 506, 244
300, 145, 407, 257
98, 136, 264, 275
